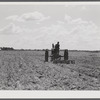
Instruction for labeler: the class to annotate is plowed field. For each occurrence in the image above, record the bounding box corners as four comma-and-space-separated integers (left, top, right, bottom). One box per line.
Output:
0, 50, 100, 90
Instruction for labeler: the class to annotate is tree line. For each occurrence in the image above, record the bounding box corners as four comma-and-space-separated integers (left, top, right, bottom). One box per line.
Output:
0, 47, 14, 50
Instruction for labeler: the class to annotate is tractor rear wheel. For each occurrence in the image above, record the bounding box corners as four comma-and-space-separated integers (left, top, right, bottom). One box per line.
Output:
64, 49, 68, 60
45, 49, 49, 62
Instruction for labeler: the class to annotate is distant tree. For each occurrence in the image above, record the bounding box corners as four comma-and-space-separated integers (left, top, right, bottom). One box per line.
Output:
1, 47, 14, 50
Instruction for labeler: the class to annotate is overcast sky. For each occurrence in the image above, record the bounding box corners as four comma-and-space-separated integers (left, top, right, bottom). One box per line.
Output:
0, 3, 100, 50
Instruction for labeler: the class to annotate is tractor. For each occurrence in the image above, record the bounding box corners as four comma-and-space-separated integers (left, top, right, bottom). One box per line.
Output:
45, 42, 75, 64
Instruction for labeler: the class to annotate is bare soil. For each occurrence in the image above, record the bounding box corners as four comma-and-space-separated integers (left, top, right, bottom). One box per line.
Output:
0, 50, 100, 90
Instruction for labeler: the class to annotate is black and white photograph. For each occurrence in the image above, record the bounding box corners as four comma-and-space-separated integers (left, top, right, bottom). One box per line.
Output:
0, 2, 100, 91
